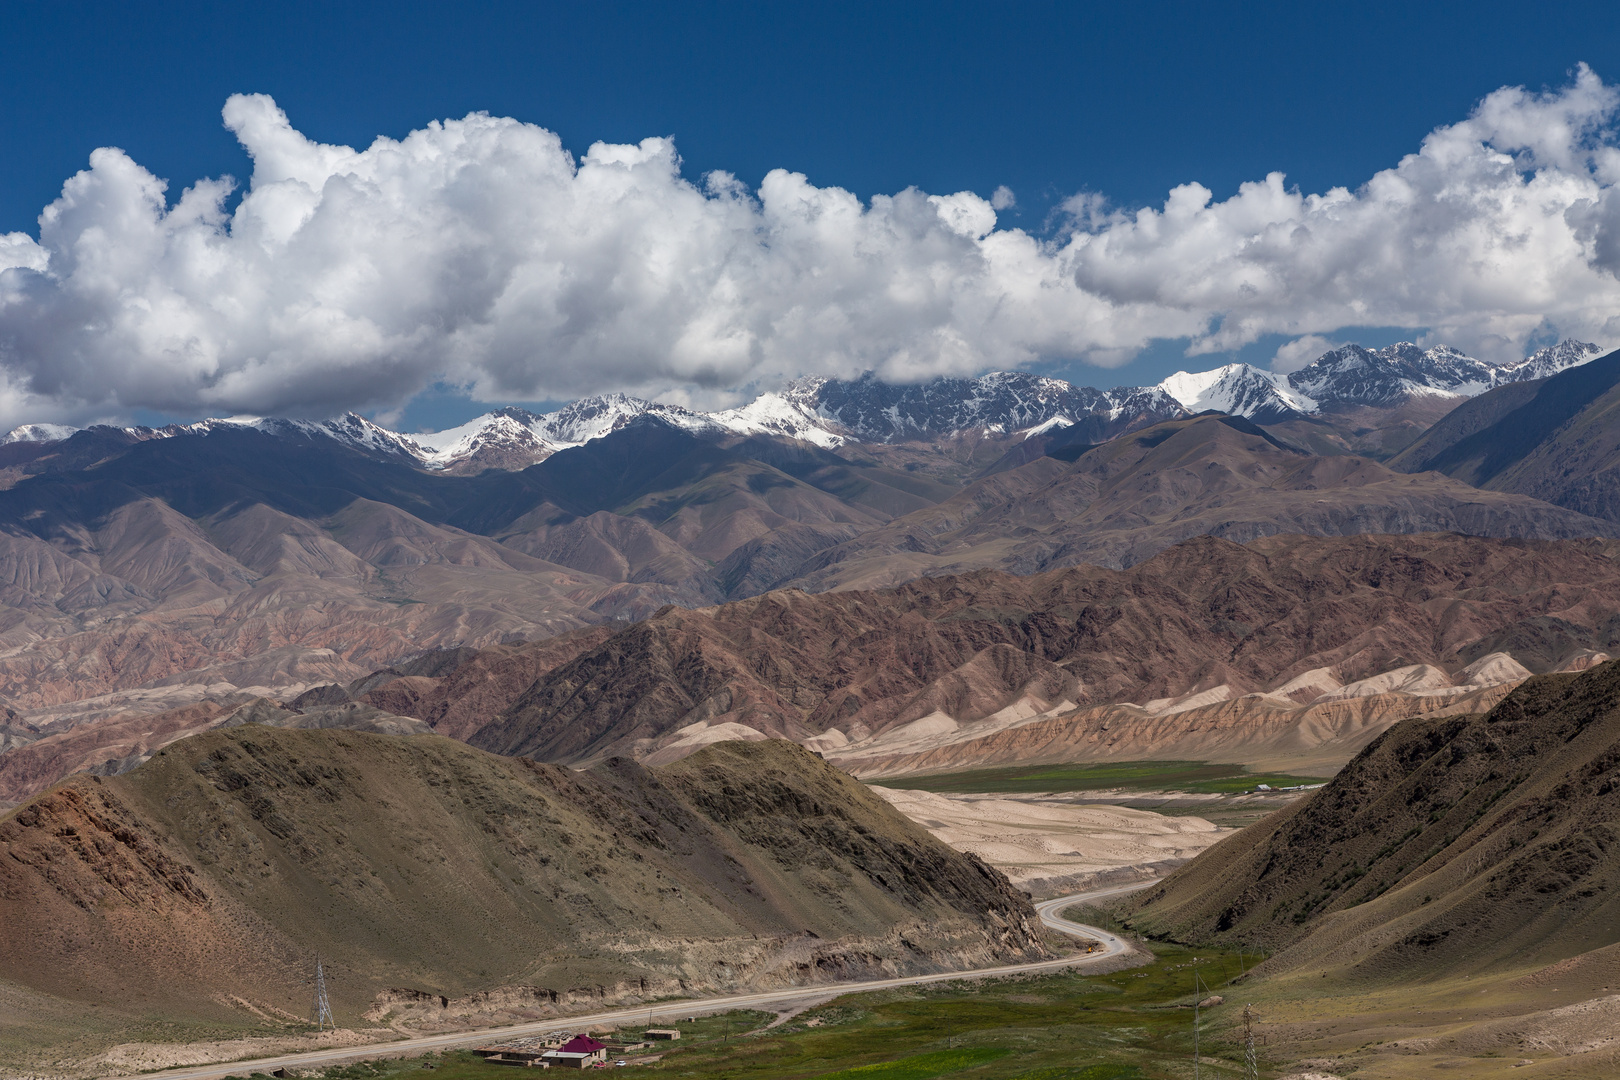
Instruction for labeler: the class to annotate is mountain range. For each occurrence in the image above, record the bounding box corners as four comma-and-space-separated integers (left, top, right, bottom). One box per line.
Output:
12, 331, 1620, 1079
3, 339, 1620, 804
3, 339, 1603, 476
10, 529, 1620, 806
1390, 344, 1620, 521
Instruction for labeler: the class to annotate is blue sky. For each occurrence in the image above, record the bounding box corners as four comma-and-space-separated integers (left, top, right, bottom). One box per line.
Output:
2, 1, 1618, 430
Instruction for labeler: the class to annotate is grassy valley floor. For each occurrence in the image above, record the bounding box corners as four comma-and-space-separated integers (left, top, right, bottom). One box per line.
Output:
867, 761, 1327, 798
869, 761, 1325, 832
1174, 957, 1620, 1078
103, 932, 1620, 1080
232, 945, 1264, 1080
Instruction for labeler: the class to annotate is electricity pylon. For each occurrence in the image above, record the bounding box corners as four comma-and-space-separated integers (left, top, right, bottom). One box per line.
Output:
313, 958, 335, 1030
1192, 968, 1203, 1080
1242, 1003, 1260, 1080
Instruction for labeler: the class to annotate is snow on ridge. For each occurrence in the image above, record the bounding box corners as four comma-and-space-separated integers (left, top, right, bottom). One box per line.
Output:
1156, 363, 1316, 417
1498, 340, 1606, 382
535, 393, 719, 445
1020, 415, 1075, 439
0, 423, 79, 444
1285, 339, 1606, 405
409, 412, 558, 469
4, 340, 1608, 466
803, 369, 1129, 441
709, 391, 847, 448
408, 411, 526, 454
397, 397, 723, 469
166, 413, 429, 460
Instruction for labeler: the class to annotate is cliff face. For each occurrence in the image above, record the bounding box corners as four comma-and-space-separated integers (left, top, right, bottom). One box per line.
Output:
0, 731, 1043, 1034
1125, 659, 1620, 984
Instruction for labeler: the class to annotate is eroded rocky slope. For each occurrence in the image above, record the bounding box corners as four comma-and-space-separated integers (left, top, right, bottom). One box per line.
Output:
452, 533, 1620, 768
14, 532, 1620, 800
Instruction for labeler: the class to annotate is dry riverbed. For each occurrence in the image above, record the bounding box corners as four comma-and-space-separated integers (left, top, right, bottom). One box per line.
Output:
872, 786, 1239, 897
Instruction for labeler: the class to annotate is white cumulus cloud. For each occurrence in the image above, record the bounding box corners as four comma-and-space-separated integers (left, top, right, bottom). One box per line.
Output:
2, 65, 1620, 428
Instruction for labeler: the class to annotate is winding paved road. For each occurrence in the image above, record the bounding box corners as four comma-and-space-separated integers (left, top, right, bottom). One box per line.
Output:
112, 881, 1155, 1080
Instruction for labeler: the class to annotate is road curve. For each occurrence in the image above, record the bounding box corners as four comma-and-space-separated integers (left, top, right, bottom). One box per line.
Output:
113, 881, 1156, 1080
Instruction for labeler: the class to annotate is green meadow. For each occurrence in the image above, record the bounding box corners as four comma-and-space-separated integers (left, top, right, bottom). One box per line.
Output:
866, 760, 1324, 796
267, 942, 1267, 1080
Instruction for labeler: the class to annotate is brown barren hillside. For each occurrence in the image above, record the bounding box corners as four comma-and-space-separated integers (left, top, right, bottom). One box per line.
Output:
739, 414, 1615, 592
1127, 659, 1620, 974
19, 533, 1620, 800
459, 533, 1620, 767
5, 406, 1616, 805
1119, 658, 1620, 1076
0, 731, 1043, 1071
0, 626, 621, 808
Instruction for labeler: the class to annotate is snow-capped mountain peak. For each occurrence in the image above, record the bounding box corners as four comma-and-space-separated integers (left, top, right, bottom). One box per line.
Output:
532, 393, 720, 445
401, 396, 723, 472
802, 370, 1165, 441
1498, 340, 1605, 382
1285, 338, 1605, 406
708, 387, 847, 448
100, 412, 431, 463
0, 423, 78, 445
3, 340, 1607, 472
1286, 342, 1495, 405
1157, 363, 1316, 423
408, 407, 564, 473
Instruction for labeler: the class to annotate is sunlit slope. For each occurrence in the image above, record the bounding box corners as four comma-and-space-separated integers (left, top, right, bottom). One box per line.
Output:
0, 732, 1043, 1027
1126, 660, 1620, 983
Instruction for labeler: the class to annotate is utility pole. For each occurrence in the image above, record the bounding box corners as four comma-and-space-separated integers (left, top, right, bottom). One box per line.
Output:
1242, 1003, 1259, 1080
1192, 968, 1202, 1080
313, 958, 335, 1031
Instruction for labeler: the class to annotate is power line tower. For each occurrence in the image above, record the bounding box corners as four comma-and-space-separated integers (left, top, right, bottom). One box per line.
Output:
313, 958, 335, 1031
1242, 1003, 1259, 1080
1192, 967, 1203, 1080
